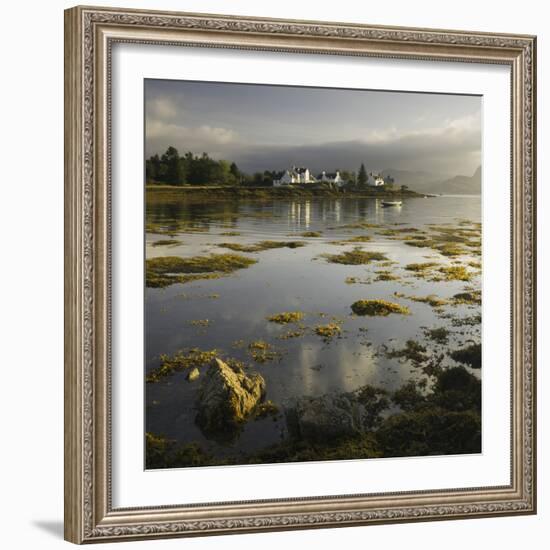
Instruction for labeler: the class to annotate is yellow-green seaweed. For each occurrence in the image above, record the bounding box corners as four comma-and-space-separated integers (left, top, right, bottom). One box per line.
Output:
351, 299, 410, 316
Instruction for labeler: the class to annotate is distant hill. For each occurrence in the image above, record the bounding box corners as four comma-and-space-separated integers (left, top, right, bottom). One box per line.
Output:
381, 169, 451, 192
435, 166, 482, 195
382, 166, 481, 195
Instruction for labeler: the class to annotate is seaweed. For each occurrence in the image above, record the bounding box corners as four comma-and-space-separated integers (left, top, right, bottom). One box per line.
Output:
376, 409, 481, 457
314, 323, 342, 341
450, 343, 482, 369
386, 339, 429, 364
146, 220, 208, 235
351, 299, 410, 316
147, 348, 247, 383
353, 385, 390, 429
404, 262, 440, 272
394, 292, 450, 308
329, 222, 380, 230
424, 326, 450, 344
218, 240, 306, 253
436, 243, 468, 257
248, 340, 280, 363
297, 231, 322, 237
277, 327, 307, 340
329, 235, 372, 245
248, 434, 381, 464
146, 348, 220, 383
374, 270, 400, 282
322, 247, 387, 265
267, 311, 305, 324
145, 434, 226, 469
255, 400, 280, 419
452, 290, 481, 305
151, 239, 182, 247
146, 253, 257, 288
437, 265, 473, 282
450, 314, 482, 327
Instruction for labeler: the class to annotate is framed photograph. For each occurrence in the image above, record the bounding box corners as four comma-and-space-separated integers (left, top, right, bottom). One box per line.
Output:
64, 5, 537, 544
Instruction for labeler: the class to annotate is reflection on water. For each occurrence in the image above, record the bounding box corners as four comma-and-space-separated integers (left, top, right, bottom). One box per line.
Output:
145, 195, 481, 462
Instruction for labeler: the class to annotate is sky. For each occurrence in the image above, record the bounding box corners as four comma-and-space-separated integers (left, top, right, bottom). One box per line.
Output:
145, 79, 482, 178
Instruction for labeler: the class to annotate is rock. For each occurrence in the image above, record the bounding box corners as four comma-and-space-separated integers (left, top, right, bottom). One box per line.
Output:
186, 367, 200, 382
286, 387, 389, 442
196, 358, 266, 433
286, 393, 364, 442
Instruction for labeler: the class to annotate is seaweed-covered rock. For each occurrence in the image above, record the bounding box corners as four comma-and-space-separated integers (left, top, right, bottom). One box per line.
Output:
196, 358, 265, 433
286, 387, 388, 442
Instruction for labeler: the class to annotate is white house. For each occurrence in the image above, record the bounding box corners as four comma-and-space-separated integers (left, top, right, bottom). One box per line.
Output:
318, 170, 345, 187
367, 172, 385, 187
273, 166, 315, 186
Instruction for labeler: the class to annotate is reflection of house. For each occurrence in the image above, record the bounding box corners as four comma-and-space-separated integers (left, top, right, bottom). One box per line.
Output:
318, 170, 344, 187
273, 166, 315, 186
367, 172, 385, 187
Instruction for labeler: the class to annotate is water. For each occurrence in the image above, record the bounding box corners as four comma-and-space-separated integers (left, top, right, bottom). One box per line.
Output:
145, 195, 481, 461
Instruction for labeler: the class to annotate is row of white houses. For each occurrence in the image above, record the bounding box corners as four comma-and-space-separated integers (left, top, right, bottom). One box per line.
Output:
272, 166, 386, 188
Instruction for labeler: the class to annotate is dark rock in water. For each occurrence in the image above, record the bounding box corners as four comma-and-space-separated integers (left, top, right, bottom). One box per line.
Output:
286, 394, 362, 441
196, 358, 265, 434
286, 387, 389, 442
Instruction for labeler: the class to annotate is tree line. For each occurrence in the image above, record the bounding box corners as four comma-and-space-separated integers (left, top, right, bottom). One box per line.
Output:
146, 146, 243, 186
146, 146, 398, 189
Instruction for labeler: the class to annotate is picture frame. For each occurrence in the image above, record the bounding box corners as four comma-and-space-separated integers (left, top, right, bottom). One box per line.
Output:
64, 5, 537, 544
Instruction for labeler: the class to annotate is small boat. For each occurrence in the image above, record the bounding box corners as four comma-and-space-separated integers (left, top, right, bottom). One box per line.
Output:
381, 200, 402, 207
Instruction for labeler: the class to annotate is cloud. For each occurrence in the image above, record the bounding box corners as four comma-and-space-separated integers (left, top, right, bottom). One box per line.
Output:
145, 96, 182, 122
146, 121, 240, 157
363, 112, 480, 145
229, 113, 481, 176
145, 91, 242, 156
145, 107, 481, 177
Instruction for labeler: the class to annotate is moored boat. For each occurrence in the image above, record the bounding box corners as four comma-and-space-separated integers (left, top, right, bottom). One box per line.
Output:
381, 200, 402, 207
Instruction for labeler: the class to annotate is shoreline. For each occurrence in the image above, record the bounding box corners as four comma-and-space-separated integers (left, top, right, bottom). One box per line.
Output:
146, 184, 435, 200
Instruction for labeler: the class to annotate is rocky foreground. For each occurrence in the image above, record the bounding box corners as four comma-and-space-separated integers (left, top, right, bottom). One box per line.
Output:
146, 354, 481, 468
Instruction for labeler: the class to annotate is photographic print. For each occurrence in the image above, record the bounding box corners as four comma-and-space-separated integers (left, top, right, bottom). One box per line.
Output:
144, 79, 482, 470
65, 8, 536, 541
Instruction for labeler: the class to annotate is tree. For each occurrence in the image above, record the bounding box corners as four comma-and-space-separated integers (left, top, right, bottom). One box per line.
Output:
340, 170, 355, 186
252, 172, 264, 186
145, 148, 253, 186
160, 146, 181, 185
400, 184, 409, 193
230, 162, 241, 184
357, 163, 368, 186
217, 160, 233, 185
145, 154, 161, 183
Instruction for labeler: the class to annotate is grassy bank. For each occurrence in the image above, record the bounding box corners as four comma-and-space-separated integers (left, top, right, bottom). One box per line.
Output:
146, 184, 429, 201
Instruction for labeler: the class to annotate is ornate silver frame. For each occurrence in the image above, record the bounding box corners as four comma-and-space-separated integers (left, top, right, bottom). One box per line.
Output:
64, 5, 537, 544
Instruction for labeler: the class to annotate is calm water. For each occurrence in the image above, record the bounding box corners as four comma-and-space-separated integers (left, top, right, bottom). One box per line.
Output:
145, 195, 481, 459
